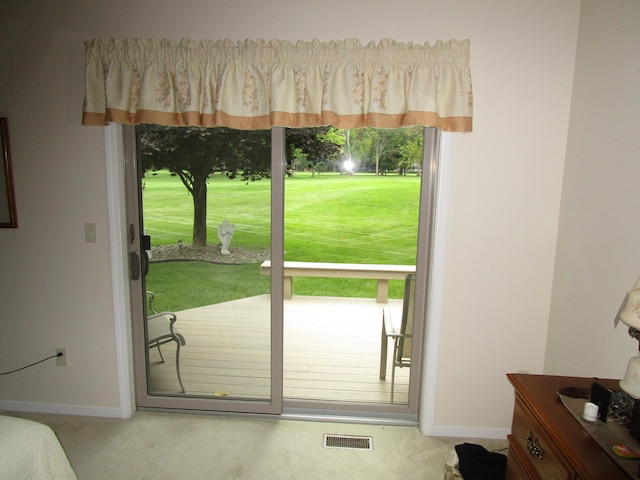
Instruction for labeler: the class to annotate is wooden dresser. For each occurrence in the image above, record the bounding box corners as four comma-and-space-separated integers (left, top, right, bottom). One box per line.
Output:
505, 374, 631, 479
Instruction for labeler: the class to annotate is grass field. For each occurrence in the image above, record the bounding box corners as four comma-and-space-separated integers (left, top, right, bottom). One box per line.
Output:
143, 170, 421, 311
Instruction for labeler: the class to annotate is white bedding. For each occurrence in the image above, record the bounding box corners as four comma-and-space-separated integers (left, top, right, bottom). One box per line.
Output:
0, 415, 77, 480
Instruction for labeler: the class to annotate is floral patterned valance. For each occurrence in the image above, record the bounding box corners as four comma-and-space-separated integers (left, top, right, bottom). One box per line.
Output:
82, 38, 473, 132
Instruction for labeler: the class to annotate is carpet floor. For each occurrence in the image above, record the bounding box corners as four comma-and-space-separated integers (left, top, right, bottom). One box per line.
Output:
4, 410, 508, 480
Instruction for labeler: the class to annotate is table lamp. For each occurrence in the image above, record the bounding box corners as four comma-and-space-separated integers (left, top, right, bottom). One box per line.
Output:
615, 279, 640, 398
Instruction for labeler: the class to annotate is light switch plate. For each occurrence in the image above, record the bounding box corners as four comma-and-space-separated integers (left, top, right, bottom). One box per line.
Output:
84, 223, 96, 243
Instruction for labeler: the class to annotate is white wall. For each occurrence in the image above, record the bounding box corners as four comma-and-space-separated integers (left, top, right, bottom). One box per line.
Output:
0, 0, 582, 432
433, 2, 580, 431
545, 1, 640, 377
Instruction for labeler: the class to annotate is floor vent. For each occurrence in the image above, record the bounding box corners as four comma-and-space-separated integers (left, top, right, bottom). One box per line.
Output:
323, 434, 373, 450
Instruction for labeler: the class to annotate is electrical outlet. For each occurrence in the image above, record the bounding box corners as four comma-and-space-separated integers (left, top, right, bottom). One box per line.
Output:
56, 348, 67, 367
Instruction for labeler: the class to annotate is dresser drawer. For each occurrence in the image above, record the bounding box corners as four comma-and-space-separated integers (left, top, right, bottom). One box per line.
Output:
510, 396, 575, 480
506, 434, 539, 480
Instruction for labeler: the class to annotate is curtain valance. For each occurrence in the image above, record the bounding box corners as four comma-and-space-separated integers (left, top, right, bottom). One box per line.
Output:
82, 38, 473, 132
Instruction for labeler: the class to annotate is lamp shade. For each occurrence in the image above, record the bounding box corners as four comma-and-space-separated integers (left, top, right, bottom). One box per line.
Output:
615, 288, 640, 330
620, 356, 640, 398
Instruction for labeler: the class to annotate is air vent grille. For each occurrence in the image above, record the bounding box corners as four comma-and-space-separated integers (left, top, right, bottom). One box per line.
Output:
323, 434, 373, 450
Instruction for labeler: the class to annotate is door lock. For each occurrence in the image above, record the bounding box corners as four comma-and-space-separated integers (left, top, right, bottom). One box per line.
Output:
129, 251, 140, 280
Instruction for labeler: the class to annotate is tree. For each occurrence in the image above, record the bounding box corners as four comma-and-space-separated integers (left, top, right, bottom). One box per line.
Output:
351, 127, 423, 175
139, 125, 271, 247
397, 131, 424, 175
351, 128, 406, 175
139, 125, 344, 247
285, 127, 345, 175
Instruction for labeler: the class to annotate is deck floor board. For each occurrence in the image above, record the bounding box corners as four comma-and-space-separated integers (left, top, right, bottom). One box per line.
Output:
148, 294, 409, 404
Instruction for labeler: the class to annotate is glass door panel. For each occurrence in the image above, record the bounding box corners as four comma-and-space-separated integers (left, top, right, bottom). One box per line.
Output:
282, 126, 423, 406
128, 125, 281, 413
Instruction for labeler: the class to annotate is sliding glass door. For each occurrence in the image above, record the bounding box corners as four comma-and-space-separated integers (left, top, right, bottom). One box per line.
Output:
125, 125, 439, 419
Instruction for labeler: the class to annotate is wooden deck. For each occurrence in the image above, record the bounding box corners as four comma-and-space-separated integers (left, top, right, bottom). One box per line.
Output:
147, 294, 410, 404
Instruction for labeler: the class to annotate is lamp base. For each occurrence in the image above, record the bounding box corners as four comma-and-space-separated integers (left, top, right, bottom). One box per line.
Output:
620, 356, 640, 399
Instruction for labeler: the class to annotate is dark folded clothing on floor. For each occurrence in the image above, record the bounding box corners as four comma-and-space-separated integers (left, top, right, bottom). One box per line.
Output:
455, 443, 507, 480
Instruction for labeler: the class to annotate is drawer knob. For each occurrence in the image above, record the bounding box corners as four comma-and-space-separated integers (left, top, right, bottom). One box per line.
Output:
526, 430, 544, 460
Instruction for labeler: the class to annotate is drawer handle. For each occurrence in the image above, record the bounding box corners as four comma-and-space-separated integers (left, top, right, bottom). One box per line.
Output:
526, 430, 544, 460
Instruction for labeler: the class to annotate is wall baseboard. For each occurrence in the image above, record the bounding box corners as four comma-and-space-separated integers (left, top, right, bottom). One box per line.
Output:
0, 399, 510, 439
431, 425, 510, 440
0, 400, 122, 418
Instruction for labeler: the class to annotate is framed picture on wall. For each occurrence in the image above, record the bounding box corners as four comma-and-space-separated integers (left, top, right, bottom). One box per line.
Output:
0, 117, 18, 228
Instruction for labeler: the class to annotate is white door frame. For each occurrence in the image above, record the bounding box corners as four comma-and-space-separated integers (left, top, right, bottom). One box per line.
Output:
420, 131, 452, 435
105, 123, 136, 418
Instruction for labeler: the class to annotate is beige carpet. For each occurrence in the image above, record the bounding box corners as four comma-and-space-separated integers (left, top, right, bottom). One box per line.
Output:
4, 410, 507, 480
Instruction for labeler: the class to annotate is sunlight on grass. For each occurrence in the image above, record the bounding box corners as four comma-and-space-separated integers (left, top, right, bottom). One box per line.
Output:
284, 173, 419, 264
143, 170, 420, 309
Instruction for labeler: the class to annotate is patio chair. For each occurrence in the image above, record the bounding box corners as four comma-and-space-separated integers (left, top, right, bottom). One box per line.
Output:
379, 273, 416, 402
146, 291, 186, 393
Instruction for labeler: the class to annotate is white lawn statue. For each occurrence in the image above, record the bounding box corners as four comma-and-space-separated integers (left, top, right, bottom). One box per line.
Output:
217, 219, 235, 255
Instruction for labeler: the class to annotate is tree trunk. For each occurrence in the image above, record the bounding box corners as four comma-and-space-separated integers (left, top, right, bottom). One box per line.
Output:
192, 178, 208, 247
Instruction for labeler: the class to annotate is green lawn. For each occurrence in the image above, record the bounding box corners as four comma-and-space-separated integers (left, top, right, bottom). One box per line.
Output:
143, 170, 421, 311
147, 262, 270, 312
143, 170, 271, 250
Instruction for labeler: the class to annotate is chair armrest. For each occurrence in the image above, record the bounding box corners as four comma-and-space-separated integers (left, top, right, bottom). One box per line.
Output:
147, 312, 182, 341
148, 311, 177, 324
146, 291, 157, 315
383, 307, 405, 338
383, 307, 412, 339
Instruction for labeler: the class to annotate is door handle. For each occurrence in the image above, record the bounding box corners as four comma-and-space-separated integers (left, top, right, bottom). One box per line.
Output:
142, 250, 149, 277
130, 251, 140, 280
